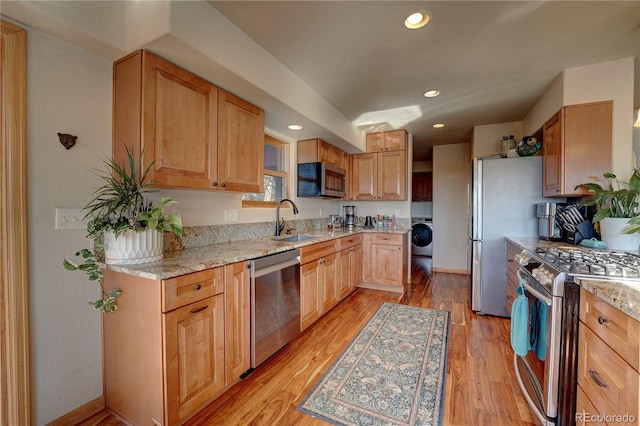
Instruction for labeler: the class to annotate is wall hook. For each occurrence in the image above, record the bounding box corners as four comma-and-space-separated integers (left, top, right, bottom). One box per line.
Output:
58, 133, 77, 150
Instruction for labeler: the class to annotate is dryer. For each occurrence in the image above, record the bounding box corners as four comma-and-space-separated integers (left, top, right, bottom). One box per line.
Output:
411, 218, 433, 257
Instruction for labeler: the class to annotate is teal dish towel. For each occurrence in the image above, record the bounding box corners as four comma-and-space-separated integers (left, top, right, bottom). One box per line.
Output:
530, 300, 548, 361
510, 284, 530, 357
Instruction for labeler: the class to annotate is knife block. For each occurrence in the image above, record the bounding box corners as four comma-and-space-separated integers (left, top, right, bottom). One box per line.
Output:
566, 221, 597, 245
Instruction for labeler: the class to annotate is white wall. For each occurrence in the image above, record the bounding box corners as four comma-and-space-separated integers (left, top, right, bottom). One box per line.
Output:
471, 121, 524, 158
26, 28, 112, 425
432, 143, 471, 273
21, 23, 343, 426
524, 57, 635, 181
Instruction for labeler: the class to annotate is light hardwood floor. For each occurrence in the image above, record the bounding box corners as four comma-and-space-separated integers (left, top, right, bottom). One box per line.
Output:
80, 257, 537, 426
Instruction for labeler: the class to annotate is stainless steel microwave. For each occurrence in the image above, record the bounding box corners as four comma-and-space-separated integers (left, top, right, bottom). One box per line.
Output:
297, 162, 346, 198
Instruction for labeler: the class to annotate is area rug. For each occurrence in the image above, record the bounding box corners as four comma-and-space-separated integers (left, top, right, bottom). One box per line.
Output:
298, 302, 450, 426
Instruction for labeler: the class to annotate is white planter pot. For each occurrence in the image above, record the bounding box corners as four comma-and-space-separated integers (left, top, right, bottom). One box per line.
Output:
103, 229, 163, 265
599, 217, 640, 251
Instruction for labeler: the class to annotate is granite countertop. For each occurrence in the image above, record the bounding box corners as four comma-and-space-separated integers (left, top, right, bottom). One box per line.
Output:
507, 237, 640, 322
106, 227, 411, 281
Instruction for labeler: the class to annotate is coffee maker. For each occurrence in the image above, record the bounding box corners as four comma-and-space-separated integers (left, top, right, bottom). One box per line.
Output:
343, 205, 356, 230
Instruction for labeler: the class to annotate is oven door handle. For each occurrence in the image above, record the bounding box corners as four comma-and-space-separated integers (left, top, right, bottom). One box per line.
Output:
516, 270, 553, 306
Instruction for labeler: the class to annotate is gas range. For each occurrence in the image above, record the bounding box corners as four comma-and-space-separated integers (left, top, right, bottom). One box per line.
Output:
516, 246, 640, 298
533, 246, 640, 280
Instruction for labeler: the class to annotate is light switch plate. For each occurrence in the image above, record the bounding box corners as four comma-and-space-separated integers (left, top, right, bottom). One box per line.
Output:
55, 208, 88, 230
224, 209, 238, 222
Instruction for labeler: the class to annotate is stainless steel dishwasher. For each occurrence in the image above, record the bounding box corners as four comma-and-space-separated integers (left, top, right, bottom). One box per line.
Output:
249, 248, 301, 369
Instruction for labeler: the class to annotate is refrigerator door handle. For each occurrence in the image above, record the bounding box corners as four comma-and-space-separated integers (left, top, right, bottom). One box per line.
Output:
470, 158, 482, 241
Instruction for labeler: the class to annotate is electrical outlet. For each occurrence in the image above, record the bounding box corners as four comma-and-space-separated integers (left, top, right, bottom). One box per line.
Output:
319, 209, 323, 217
377, 209, 382, 215
55, 208, 88, 230
224, 209, 238, 222
394, 210, 400, 217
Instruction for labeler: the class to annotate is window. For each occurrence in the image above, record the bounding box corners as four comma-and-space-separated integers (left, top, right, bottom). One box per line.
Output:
242, 135, 289, 207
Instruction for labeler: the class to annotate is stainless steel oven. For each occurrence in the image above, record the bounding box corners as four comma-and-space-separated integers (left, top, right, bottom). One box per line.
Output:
514, 255, 566, 426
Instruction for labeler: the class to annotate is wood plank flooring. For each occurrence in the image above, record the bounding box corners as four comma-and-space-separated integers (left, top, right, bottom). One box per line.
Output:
80, 257, 537, 426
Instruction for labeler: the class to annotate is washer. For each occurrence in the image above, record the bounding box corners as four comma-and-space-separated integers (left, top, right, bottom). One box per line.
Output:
411, 218, 433, 257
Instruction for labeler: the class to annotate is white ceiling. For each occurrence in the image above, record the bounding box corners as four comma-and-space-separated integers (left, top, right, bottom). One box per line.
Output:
209, 1, 640, 161
2, 1, 639, 162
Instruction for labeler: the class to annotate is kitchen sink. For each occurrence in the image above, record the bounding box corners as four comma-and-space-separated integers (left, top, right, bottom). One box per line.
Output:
276, 234, 319, 242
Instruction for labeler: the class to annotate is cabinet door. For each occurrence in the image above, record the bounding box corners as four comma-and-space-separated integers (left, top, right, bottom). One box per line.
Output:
384, 130, 407, 151
377, 151, 406, 200
350, 244, 363, 291
318, 140, 333, 164
371, 243, 403, 286
218, 90, 265, 192
224, 261, 250, 385
338, 249, 351, 299
563, 101, 612, 196
300, 260, 320, 330
320, 253, 338, 312
165, 295, 225, 425
122, 51, 219, 190
412, 172, 432, 201
543, 110, 563, 197
366, 132, 385, 152
352, 153, 377, 200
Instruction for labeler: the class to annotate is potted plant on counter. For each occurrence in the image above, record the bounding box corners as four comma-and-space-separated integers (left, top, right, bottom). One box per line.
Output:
63, 147, 183, 314
577, 170, 640, 250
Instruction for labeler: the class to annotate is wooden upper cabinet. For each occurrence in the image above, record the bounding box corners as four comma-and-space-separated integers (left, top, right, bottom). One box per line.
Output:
542, 101, 612, 197
114, 50, 218, 189
218, 90, 265, 192
366, 129, 407, 152
352, 151, 406, 201
297, 138, 347, 169
113, 50, 264, 193
412, 172, 433, 201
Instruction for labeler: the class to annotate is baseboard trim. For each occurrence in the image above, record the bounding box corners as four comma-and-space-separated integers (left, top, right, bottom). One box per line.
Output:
47, 396, 105, 426
432, 267, 469, 275
357, 282, 404, 294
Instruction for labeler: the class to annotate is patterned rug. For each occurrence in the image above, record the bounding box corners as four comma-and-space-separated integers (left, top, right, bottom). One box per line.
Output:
298, 302, 450, 425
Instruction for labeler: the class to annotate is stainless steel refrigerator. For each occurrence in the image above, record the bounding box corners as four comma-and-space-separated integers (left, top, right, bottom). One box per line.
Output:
468, 156, 560, 317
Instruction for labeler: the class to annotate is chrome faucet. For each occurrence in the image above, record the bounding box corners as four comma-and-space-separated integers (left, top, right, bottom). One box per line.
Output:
275, 198, 299, 236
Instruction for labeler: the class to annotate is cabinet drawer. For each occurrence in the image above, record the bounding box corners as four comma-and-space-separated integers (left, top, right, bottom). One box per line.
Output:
370, 233, 403, 246
576, 387, 607, 426
337, 234, 362, 251
580, 289, 640, 369
505, 275, 518, 316
578, 324, 639, 419
301, 240, 338, 264
162, 268, 225, 312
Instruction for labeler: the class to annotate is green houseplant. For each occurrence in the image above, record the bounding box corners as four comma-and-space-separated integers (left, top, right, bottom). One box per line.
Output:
577, 170, 640, 250
63, 148, 183, 314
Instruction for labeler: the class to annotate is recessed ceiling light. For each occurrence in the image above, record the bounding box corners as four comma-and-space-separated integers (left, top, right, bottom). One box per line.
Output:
288, 124, 303, 130
404, 11, 430, 29
424, 90, 440, 98
432, 123, 445, 129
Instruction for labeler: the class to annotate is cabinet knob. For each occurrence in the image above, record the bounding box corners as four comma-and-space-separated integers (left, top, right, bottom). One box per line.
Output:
212, 181, 218, 187
221, 183, 226, 188
194, 284, 201, 291
597, 315, 609, 324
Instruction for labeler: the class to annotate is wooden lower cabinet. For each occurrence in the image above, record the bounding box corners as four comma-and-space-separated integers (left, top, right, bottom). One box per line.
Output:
505, 240, 520, 315
300, 236, 362, 330
165, 295, 225, 425
320, 253, 339, 312
362, 233, 407, 290
103, 261, 249, 426
300, 259, 321, 330
224, 261, 250, 385
576, 289, 640, 425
